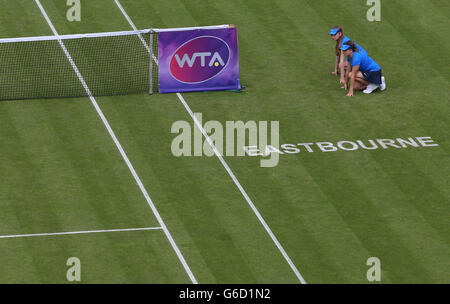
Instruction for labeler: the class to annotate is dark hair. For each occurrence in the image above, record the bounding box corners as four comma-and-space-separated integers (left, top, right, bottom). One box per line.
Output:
332, 25, 344, 56
344, 40, 359, 52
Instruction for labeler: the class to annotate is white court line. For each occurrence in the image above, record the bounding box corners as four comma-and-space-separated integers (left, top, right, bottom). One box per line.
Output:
113, 0, 307, 284
0, 227, 162, 239
34, 0, 197, 284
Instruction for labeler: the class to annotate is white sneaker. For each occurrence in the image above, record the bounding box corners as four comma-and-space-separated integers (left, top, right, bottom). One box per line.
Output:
380, 76, 386, 91
363, 83, 379, 94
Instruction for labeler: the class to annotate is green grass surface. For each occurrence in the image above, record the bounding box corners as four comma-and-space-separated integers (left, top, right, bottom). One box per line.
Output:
0, 0, 448, 283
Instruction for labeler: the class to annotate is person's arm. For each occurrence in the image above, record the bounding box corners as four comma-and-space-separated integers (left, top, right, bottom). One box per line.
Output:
344, 65, 350, 90
332, 55, 339, 75
339, 53, 346, 83
346, 64, 360, 97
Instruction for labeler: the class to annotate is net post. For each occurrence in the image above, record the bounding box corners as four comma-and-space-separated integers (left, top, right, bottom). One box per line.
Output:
149, 31, 153, 95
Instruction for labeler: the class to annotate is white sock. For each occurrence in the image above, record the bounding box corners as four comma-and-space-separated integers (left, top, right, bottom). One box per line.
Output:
380, 77, 386, 91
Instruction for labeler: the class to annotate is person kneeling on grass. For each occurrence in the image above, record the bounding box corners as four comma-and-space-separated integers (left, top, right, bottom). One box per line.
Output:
341, 40, 386, 96
329, 26, 368, 87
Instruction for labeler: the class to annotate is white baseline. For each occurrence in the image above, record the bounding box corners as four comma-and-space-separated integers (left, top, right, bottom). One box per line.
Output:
0, 227, 162, 239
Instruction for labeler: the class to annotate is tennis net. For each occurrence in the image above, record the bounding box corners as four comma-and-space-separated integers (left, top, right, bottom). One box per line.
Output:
0, 29, 157, 101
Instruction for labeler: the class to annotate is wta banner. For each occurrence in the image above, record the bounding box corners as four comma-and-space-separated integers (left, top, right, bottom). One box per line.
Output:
158, 26, 240, 93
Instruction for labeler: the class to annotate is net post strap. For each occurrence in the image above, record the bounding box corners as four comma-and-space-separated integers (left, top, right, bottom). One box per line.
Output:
149, 31, 153, 95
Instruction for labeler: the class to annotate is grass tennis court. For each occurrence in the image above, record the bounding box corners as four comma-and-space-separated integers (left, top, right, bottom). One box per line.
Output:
0, 0, 448, 283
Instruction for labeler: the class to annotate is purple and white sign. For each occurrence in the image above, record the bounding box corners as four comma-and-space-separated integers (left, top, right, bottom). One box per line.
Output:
158, 27, 240, 93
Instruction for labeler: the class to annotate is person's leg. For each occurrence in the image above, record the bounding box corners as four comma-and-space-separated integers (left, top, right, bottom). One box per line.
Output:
345, 71, 367, 90
362, 70, 382, 94
353, 71, 369, 90
342, 64, 352, 89
353, 81, 367, 91
339, 61, 349, 83
344, 61, 351, 75
355, 71, 369, 85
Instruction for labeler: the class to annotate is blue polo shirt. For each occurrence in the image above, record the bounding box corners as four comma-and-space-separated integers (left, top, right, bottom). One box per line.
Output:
341, 36, 367, 56
350, 51, 381, 72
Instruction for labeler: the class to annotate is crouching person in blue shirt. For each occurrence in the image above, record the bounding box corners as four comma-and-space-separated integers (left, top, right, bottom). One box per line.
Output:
341, 40, 386, 96
329, 26, 368, 88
